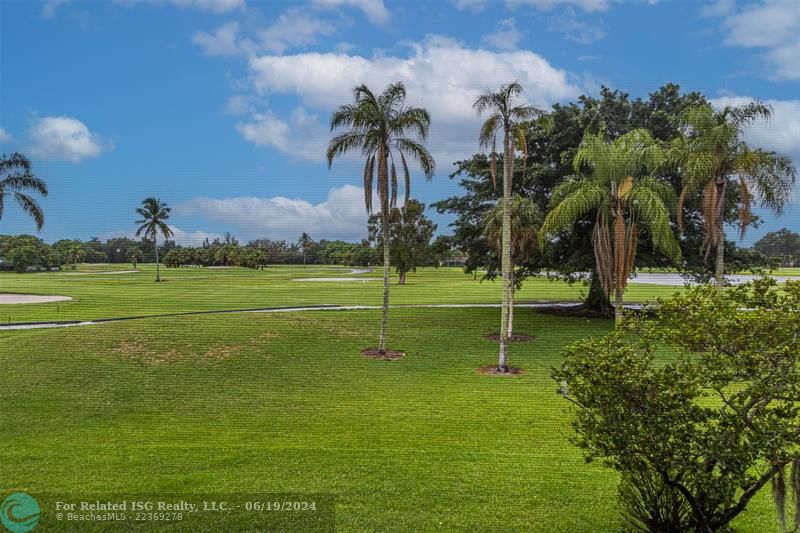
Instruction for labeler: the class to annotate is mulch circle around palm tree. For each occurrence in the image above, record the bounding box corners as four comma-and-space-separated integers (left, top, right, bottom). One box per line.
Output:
361, 348, 405, 361
484, 332, 535, 342
475, 365, 524, 376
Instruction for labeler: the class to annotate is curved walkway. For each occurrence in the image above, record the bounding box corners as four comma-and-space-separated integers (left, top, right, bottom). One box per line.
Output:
0, 302, 588, 331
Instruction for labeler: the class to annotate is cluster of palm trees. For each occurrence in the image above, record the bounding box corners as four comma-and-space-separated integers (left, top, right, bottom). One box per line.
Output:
327, 81, 795, 372
2, 84, 794, 376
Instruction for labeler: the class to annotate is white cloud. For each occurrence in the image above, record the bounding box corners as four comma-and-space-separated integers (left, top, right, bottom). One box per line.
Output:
112, 0, 245, 13
508, 0, 610, 12
169, 226, 225, 246
311, 0, 390, 24
192, 22, 241, 57
176, 185, 373, 241
714, 0, 800, 80
482, 18, 523, 51
0, 128, 12, 143
451, 0, 488, 11
701, 0, 734, 17
242, 36, 581, 164
28, 116, 105, 163
548, 8, 605, 43
225, 94, 254, 115
99, 226, 223, 246
236, 108, 328, 162
42, 0, 68, 18
258, 10, 336, 54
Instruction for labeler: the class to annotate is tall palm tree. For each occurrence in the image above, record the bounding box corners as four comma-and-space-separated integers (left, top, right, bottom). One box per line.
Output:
135, 197, 173, 282
298, 232, 312, 265
327, 82, 435, 354
671, 102, 795, 288
540, 129, 682, 325
0, 153, 48, 230
474, 81, 543, 372
483, 194, 541, 338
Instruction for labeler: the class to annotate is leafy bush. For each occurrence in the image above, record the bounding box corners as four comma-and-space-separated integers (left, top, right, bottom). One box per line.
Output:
554, 278, 800, 532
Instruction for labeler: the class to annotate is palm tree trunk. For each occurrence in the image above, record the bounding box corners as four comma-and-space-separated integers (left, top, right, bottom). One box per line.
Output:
498, 128, 512, 372
378, 147, 390, 354
154, 235, 161, 282
379, 214, 390, 352
614, 288, 623, 327
507, 266, 514, 338
714, 179, 727, 289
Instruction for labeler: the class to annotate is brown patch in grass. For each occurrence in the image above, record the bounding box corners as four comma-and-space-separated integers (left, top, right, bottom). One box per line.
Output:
111, 339, 242, 366
484, 332, 535, 342
475, 365, 525, 376
361, 348, 405, 361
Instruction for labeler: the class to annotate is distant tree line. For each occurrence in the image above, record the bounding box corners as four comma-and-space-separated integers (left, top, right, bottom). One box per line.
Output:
1, 219, 454, 273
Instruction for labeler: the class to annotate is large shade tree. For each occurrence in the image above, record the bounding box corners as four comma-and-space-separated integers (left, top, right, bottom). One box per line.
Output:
540, 129, 681, 324
473, 81, 543, 372
483, 194, 541, 338
135, 197, 174, 282
0, 153, 48, 230
326, 82, 435, 354
671, 102, 796, 287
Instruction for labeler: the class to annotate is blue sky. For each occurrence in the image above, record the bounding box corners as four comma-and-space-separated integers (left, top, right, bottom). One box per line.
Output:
1, 0, 799, 245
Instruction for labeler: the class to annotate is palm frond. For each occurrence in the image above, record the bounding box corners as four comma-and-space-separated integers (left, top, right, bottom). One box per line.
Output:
395, 138, 435, 179
390, 157, 398, 209
392, 106, 431, 140
363, 154, 375, 213
629, 185, 681, 262
0, 172, 48, 196
0, 152, 32, 176
400, 152, 411, 208
478, 113, 502, 149
540, 182, 609, 241
326, 130, 366, 168
12, 193, 44, 230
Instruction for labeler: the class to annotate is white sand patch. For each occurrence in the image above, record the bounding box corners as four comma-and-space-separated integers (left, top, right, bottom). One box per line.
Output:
0, 294, 72, 304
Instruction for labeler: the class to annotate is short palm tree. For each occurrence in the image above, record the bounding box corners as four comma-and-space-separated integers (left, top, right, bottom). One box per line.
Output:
127, 247, 143, 270
483, 194, 541, 339
135, 197, 173, 282
540, 129, 682, 325
670, 102, 795, 287
474, 81, 543, 372
0, 152, 48, 230
298, 232, 312, 265
327, 82, 435, 354
66, 243, 85, 270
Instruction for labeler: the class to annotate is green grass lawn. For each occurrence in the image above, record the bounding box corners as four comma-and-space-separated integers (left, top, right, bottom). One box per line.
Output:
1, 306, 779, 531
0, 264, 683, 324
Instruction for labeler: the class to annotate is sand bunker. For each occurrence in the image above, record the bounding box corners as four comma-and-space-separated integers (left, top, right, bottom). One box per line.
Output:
0, 294, 72, 304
